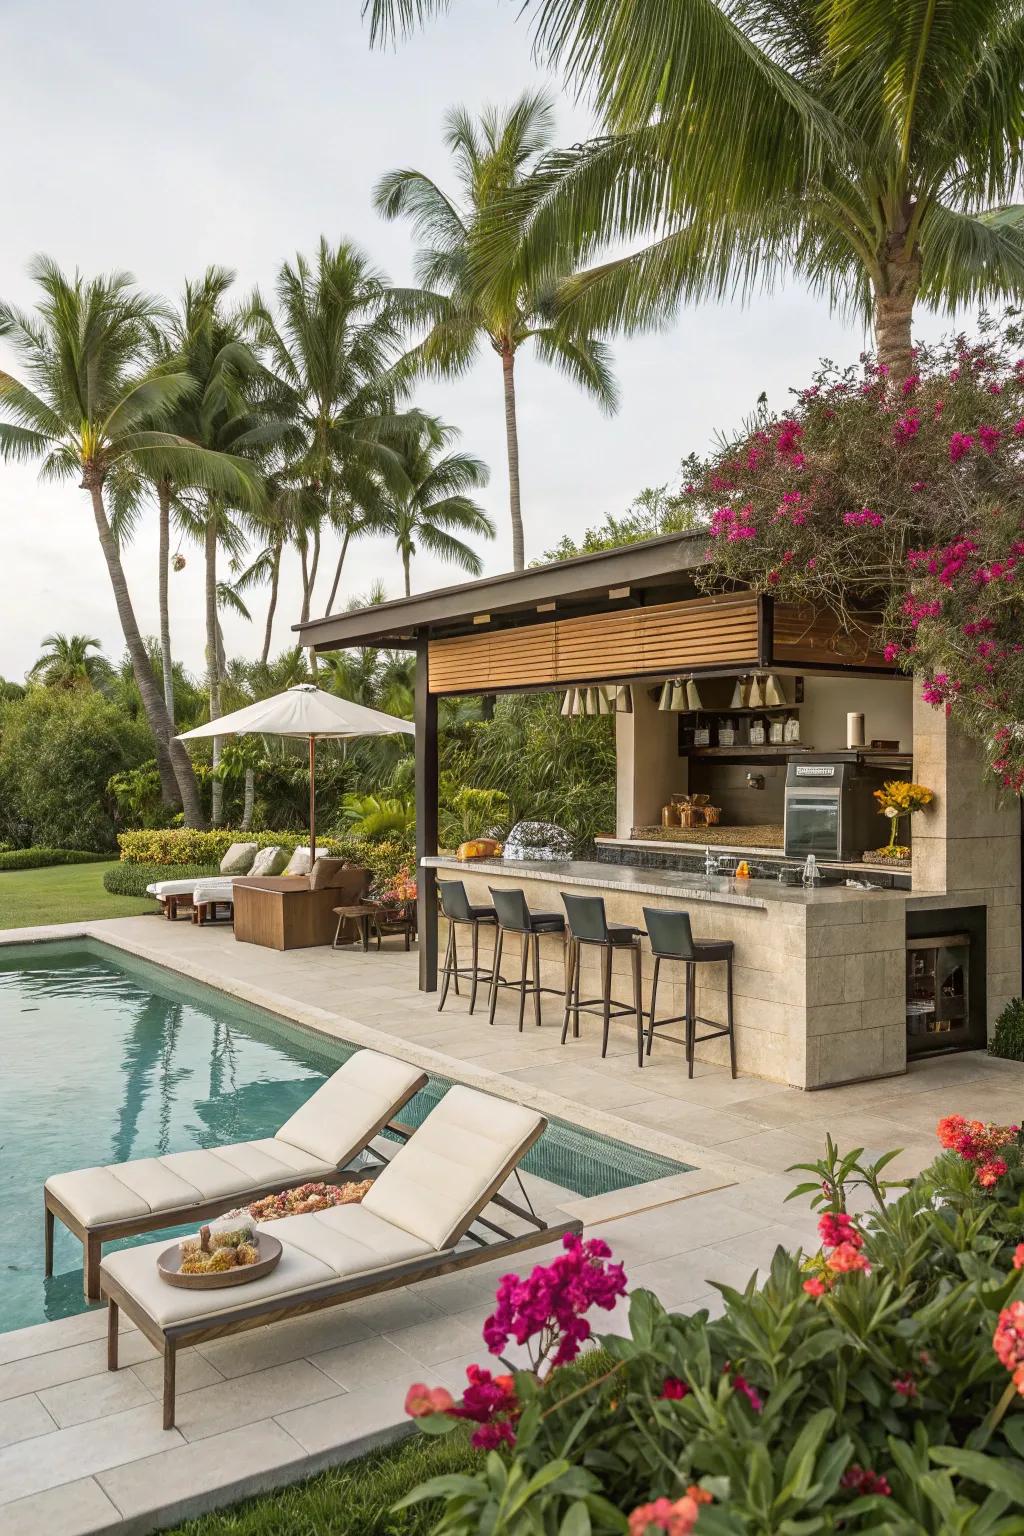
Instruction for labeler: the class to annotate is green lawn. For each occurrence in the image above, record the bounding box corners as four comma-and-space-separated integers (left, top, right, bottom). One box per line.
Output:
165, 1432, 474, 1536
0, 861, 157, 930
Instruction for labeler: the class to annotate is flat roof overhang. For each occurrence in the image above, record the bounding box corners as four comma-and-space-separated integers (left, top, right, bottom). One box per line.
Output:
294, 531, 709, 650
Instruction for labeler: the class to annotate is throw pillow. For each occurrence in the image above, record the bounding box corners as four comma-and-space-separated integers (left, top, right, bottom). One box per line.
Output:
309, 857, 349, 891
220, 841, 258, 875
249, 845, 287, 877
283, 845, 312, 877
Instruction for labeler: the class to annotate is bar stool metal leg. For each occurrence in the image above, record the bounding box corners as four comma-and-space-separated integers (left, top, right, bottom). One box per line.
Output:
469, 923, 481, 1014
531, 933, 543, 1028
631, 943, 643, 1068
561, 938, 578, 1043
438, 925, 456, 1011
517, 932, 530, 1032
686, 962, 697, 1078
726, 954, 737, 1078
488, 929, 505, 1026
600, 944, 613, 1058
645, 955, 661, 1057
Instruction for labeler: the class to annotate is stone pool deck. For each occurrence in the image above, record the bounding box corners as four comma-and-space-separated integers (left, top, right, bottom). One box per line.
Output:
2, 913, 1022, 1535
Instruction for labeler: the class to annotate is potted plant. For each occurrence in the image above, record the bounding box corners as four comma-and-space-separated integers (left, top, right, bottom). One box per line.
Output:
866, 780, 934, 864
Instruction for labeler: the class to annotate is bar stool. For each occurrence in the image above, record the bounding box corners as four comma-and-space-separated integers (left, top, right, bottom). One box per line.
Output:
642, 906, 736, 1078
437, 879, 497, 1015
560, 893, 645, 1068
487, 887, 567, 1031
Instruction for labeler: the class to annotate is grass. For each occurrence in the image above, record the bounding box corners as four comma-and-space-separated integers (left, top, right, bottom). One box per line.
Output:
0, 860, 157, 929
164, 1430, 476, 1535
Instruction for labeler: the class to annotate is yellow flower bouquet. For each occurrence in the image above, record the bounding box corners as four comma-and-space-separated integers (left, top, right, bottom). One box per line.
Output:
873, 780, 934, 855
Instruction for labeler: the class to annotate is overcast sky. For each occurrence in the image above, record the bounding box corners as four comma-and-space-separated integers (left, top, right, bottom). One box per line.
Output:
0, 0, 945, 682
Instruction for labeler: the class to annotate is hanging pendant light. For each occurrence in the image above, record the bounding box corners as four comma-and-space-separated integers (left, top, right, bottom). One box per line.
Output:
748, 674, 764, 708
685, 677, 705, 711
614, 684, 634, 714
729, 676, 747, 710
670, 679, 688, 711
657, 679, 675, 711
764, 673, 786, 708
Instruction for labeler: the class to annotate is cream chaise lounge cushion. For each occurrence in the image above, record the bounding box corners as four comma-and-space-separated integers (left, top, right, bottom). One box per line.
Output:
147, 878, 208, 900
46, 1050, 427, 1229
102, 1241, 340, 1327
191, 878, 235, 905
362, 1085, 544, 1251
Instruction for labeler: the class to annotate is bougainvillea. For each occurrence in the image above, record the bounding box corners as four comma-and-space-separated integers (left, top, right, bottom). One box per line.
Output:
690, 315, 1024, 788
936, 1113, 1021, 1189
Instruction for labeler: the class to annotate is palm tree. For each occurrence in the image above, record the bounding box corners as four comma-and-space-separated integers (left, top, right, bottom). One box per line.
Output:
367, 3, 1024, 382
28, 633, 112, 691
0, 259, 256, 822
379, 417, 493, 596
246, 239, 422, 631
374, 92, 617, 570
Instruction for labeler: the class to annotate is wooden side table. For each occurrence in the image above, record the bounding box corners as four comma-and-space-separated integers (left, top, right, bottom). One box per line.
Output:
332, 904, 379, 952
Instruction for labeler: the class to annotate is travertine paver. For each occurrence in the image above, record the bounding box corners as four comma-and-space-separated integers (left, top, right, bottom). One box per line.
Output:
2, 912, 1022, 1535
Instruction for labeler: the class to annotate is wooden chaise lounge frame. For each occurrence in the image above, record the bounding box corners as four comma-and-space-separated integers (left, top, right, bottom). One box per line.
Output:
44, 1050, 429, 1299
102, 1113, 581, 1429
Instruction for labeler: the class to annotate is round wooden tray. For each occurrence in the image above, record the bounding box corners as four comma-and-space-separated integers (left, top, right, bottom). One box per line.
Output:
157, 1234, 282, 1289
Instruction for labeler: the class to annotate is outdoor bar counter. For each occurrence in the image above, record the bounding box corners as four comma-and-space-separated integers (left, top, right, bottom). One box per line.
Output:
422, 855, 910, 1090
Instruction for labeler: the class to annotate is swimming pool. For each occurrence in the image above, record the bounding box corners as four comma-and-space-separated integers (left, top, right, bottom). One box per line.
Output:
0, 940, 690, 1334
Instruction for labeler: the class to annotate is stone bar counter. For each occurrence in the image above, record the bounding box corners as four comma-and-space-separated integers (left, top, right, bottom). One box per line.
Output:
422, 855, 909, 1090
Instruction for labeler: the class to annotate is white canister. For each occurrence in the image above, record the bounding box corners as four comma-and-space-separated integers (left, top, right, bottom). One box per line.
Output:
846, 711, 865, 749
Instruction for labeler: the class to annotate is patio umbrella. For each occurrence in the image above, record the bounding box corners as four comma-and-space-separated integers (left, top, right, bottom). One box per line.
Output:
177, 684, 414, 864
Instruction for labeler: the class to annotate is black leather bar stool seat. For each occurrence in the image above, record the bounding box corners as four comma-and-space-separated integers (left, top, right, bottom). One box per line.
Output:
488, 887, 567, 1031
560, 893, 645, 1067
437, 879, 497, 1015
642, 906, 736, 1078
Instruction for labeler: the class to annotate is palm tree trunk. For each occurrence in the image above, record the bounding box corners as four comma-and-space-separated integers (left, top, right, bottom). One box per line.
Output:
501, 345, 525, 571
324, 531, 351, 615
403, 548, 412, 597
261, 541, 281, 666
300, 535, 319, 678
157, 480, 175, 726
87, 481, 204, 825
241, 768, 255, 831
873, 250, 920, 383
205, 507, 223, 826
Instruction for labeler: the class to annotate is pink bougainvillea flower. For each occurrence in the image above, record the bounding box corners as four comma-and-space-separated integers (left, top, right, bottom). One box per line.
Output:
404, 1383, 455, 1418
995, 1300, 1024, 1397
730, 1372, 764, 1413
627, 1488, 711, 1536
803, 1276, 828, 1298
482, 1232, 627, 1369
883, 642, 901, 663
470, 1419, 516, 1450
949, 432, 974, 462
892, 413, 920, 444
660, 1377, 690, 1400
891, 1375, 918, 1399
977, 1157, 1008, 1188
826, 1242, 871, 1275
818, 1211, 863, 1250
978, 424, 1002, 454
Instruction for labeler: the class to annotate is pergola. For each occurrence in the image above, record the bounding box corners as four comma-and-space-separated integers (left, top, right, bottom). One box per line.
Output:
295, 532, 894, 990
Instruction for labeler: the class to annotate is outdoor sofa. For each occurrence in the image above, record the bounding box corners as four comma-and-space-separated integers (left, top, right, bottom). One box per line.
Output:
100, 1084, 578, 1427
147, 843, 310, 919
44, 1049, 427, 1298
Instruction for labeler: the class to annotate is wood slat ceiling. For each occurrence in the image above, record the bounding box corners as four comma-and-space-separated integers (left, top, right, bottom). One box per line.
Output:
427, 596, 760, 694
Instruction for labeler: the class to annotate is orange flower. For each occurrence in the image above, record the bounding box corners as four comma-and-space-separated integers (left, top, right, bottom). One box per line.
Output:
404, 1382, 455, 1418
826, 1242, 871, 1274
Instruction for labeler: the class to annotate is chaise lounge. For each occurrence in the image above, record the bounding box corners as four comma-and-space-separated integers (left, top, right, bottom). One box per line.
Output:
101, 1085, 579, 1428
147, 843, 306, 920
45, 1049, 428, 1298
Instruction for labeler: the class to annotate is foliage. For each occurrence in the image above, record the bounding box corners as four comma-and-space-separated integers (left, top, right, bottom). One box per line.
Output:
378, 415, 493, 595
439, 785, 512, 847
0, 861, 156, 929
117, 828, 346, 866
0, 687, 152, 852
28, 633, 113, 691
328, 835, 417, 898
342, 793, 416, 840
107, 762, 173, 829
692, 319, 1024, 791
537, 486, 700, 563
0, 847, 109, 871
102, 861, 219, 898
990, 999, 1024, 1062
441, 693, 615, 855
399, 1131, 1024, 1535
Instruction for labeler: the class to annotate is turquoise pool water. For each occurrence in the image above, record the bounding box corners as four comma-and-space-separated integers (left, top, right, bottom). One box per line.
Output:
0, 939, 690, 1335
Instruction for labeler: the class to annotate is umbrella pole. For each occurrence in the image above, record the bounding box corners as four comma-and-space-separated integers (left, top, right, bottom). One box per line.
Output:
309, 735, 316, 867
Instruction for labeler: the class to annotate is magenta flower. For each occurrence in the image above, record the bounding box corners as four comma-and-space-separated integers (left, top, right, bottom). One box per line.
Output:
949, 432, 974, 462
892, 413, 920, 445
483, 1233, 627, 1370
978, 424, 1002, 454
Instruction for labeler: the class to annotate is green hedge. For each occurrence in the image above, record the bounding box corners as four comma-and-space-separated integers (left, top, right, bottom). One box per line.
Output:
117, 829, 348, 866
990, 997, 1024, 1060
103, 862, 219, 898
0, 848, 111, 872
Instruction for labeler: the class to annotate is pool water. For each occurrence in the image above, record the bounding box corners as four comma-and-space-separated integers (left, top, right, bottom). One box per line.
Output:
0, 940, 690, 1334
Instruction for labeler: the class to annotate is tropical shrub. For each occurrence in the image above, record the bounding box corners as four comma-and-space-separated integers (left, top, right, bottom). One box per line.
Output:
107, 762, 175, 829
117, 829, 348, 866
398, 1128, 1024, 1534
439, 785, 512, 848
103, 862, 219, 898
342, 793, 416, 840
0, 847, 110, 871
693, 317, 1024, 790
990, 999, 1024, 1062
0, 687, 151, 851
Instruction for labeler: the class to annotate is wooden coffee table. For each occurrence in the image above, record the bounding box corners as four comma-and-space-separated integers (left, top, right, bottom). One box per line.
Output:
332, 904, 379, 952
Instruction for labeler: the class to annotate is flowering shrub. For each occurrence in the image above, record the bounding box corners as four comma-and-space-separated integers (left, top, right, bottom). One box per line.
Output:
691, 316, 1024, 789
398, 1133, 1024, 1534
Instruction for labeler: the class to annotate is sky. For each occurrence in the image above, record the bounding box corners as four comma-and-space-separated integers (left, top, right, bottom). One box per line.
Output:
0, 0, 940, 682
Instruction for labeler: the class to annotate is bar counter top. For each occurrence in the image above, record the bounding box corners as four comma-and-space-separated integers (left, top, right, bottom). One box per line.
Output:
421, 854, 906, 912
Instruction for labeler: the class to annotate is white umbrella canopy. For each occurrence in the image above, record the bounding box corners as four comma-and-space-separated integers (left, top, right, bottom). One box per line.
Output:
176, 685, 414, 863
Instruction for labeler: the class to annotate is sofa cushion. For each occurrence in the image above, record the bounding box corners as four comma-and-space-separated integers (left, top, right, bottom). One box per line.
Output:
220, 841, 258, 875
249, 845, 287, 877
362, 1086, 545, 1251
283, 845, 312, 877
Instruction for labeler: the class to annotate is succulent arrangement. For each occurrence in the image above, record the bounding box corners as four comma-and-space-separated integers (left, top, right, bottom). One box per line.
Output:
248, 1179, 373, 1222
179, 1220, 259, 1275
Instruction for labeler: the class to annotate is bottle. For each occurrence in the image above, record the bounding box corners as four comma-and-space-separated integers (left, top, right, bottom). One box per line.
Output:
801, 854, 820, 887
